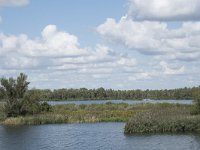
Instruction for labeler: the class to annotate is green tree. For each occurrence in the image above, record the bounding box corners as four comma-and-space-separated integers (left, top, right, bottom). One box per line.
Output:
0, 73, 51, 117
20, 90, 41, 115
0, 73, 29, 117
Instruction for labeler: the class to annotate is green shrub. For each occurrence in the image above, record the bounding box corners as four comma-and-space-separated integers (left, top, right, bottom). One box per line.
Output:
40, 102, 52, 112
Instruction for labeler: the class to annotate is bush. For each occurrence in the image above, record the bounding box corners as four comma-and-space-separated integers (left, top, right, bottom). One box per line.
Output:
4, 102, 21, 117
40, 102, 52, 112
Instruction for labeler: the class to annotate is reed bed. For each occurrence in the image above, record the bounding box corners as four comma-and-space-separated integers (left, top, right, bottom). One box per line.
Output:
1, 103, 194, 127
124, 105, 200, 134
2, 103, 135, 125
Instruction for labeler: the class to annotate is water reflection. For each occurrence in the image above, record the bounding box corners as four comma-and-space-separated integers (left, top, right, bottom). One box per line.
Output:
124, 133, 200, 150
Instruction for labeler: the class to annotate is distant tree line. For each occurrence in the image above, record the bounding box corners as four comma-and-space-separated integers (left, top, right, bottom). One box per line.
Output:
1, 86, 199, 101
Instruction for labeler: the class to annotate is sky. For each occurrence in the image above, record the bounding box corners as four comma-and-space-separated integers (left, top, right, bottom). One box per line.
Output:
0, 0, 200, 90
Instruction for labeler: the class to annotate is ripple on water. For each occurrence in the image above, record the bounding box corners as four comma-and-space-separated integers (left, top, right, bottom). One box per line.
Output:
0, 123, 200, 150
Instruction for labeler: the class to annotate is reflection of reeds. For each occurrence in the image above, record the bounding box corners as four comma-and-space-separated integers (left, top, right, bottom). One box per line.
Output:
125, 105, 200, 133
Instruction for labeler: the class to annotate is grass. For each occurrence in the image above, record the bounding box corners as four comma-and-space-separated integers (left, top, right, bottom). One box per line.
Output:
2, 103, 136, 125
124, 104, 200, 134
1, 102, 196, 130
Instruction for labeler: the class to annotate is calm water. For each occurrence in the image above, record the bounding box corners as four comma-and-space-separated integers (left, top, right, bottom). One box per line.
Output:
0, 123, 200, 150
47, 99, 193, 105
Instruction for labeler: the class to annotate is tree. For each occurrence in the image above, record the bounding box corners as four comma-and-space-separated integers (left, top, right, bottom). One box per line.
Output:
0, 73, 51, 117
20, 90, 41, 115
0, 73, 29, 117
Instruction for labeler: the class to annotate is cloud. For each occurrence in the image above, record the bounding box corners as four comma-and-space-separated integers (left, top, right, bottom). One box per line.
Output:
128, 0, 200, 21
97, 17, 168, 55
1, 0, 199, 89
96, 0, 200, 87
0, 0, 29, 7
159, 61, 185, 75
0, 25, 90, 57
0, 16, 2, 23
0, 24, 138, 81
97, 16, 200, 61
128, 72, 152, 81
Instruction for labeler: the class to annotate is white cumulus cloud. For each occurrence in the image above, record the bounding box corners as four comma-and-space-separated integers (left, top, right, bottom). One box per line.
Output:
96, 0, 200, 87
97, 16, 200, 61
128, 0, 200, 21
0, 25, 138, 84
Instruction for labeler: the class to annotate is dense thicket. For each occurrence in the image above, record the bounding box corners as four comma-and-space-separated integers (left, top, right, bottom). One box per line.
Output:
0, 86, 198, 101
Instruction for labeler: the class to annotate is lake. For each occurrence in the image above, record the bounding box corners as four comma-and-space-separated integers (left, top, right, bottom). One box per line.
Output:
47, 99, 193, 105
0, 123, 200, 150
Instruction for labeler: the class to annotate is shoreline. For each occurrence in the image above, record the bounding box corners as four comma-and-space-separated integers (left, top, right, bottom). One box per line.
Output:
0, 103, 200, 134
1, 103, 200, 134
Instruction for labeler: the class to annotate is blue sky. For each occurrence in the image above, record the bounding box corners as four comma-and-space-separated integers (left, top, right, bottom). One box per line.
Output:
0, 0, 200, 90
0, 0, 126, 45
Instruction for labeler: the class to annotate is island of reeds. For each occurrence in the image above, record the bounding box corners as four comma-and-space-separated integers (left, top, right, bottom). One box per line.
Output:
0, 73, 200, 134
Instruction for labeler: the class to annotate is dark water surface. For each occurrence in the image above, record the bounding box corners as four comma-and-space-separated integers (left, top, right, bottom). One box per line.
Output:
0, 123, 200, 150
47, 99, 193, 105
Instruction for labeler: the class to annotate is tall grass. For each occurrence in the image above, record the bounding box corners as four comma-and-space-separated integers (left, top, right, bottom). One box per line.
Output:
2, 103, 194, 127
2, 103, 136, 125
124, 105, 200, 133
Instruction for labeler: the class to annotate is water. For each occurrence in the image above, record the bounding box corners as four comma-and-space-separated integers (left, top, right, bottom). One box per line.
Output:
47, 99, 193, 105
0, 123, 200, 150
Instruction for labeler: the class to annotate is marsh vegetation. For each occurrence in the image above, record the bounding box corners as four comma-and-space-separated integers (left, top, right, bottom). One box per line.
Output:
0, 103, 193, 126
125, 105, 200, 133
1, 73, 200, 134
124, 90, 200, 134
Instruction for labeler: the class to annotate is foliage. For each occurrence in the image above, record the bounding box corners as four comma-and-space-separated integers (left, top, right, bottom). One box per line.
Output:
4, 86, 198, 101
0, 102, 5, 122
0, 73, 29, 117
20, 90, 42, 115
0, 73, 51, 117
40, 102, 52, 112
